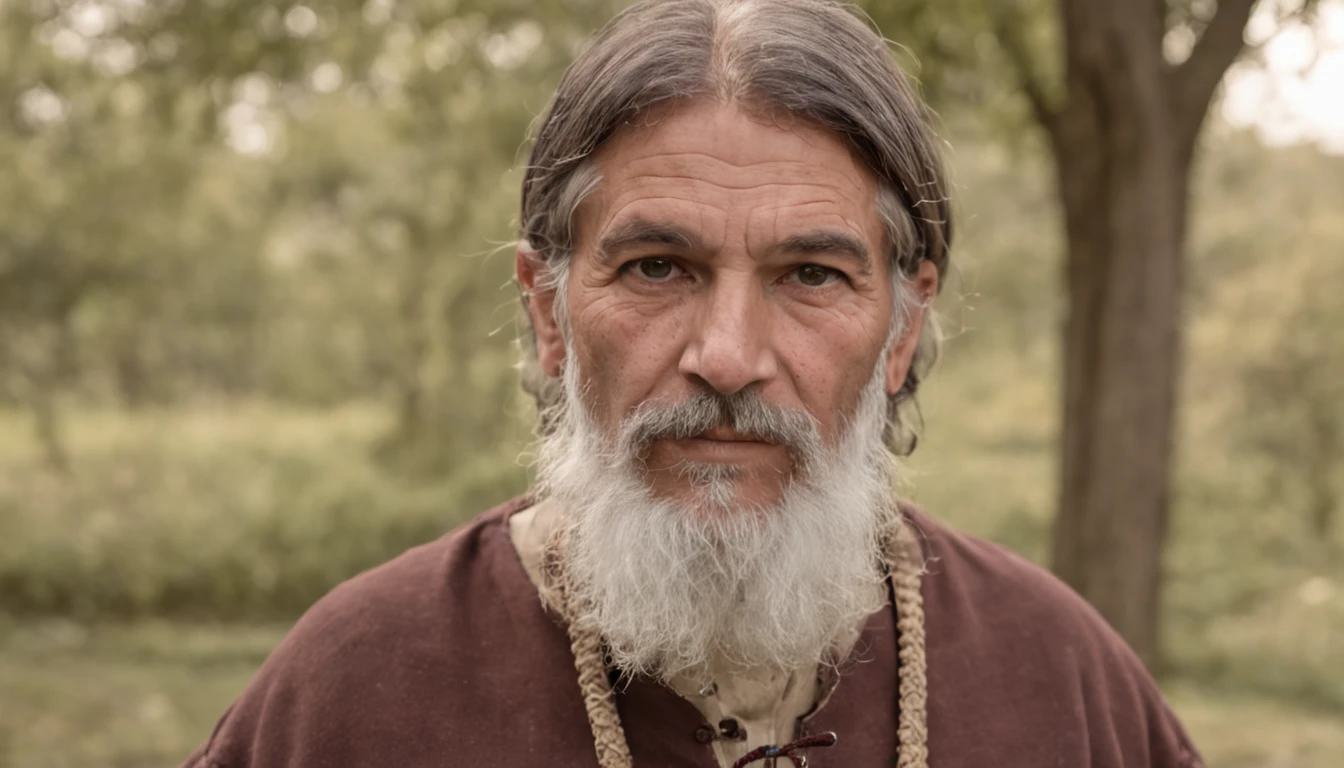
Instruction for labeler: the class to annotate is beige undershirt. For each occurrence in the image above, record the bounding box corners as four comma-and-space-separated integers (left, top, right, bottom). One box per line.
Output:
509, 499, 866, 768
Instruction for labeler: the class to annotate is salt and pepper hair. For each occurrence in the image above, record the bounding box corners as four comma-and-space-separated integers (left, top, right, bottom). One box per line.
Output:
518, 0, 952, 454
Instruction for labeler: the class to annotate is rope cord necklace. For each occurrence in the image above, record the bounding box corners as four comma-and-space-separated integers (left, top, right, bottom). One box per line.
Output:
541, 520, 929, 768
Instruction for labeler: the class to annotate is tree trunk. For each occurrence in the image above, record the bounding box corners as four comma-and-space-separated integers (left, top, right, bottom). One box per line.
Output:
1013, 0, 1258, 668
1049, 108, 1189, 669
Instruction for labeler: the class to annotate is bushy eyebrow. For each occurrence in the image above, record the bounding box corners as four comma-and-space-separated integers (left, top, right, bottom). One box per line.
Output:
773, 230, 873, 277
598, 216, 705, 259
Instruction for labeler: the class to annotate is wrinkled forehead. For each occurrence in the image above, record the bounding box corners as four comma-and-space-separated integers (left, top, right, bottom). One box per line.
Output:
574, 99, 885, 254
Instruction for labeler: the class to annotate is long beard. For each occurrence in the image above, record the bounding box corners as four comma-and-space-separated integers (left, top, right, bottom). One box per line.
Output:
534, 348, 898, 683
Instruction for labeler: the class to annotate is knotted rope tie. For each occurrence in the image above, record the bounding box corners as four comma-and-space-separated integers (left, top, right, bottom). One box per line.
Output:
730, 731, 838, 768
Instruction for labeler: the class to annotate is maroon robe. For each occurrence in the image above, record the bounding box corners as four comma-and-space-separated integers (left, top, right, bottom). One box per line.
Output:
183, 497, 1202, 767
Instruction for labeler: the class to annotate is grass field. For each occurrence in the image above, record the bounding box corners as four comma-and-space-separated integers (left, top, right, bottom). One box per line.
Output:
0, 620, 283, 768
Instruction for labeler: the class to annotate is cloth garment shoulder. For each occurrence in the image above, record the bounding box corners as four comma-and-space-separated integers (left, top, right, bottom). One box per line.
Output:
182, 497, 1203, 767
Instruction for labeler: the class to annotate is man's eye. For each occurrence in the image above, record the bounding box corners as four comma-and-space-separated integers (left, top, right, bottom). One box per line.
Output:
795, 264, 839, 287
633, 258, 677, 281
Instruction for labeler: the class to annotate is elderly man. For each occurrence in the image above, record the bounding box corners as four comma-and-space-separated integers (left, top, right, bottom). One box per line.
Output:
185, 1, 1203, 766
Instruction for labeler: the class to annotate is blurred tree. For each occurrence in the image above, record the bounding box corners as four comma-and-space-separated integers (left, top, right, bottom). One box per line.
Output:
1243, 289, 1343, 547
0, 0, 621, 474
1224, 204, 1344, 553
246, 0, 623, 471
0, 0, 281, 464
856, 0, 1292, 664
984, 0, 1323, 666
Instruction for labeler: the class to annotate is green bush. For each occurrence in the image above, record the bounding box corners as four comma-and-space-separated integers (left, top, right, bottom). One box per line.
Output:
0, 403, 528, 621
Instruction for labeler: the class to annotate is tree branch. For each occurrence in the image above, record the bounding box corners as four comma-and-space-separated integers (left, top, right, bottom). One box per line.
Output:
991, 2, 1061, 138
1170, 0, 1259, 143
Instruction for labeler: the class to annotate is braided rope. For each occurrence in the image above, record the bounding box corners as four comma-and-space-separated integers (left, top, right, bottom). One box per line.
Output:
887, 521, 929, 768
543, 531, 635, 768
544, 518, 927, 768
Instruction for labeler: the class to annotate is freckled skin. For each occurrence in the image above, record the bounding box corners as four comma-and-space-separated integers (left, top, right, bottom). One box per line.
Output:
519, 99, 937, 509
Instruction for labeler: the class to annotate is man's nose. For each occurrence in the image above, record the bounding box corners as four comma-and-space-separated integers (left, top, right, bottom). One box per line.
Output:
678, 274, 778, 396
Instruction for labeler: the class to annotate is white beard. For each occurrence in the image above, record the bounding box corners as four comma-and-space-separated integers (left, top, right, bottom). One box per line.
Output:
534, 346, 898, 684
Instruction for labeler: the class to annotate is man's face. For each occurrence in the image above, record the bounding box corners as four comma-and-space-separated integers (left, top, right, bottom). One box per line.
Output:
524, 99, 931, 511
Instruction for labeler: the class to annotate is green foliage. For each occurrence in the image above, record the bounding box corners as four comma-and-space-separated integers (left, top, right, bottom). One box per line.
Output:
0, 403, 528, 620
0, 0, 623, 472
1185, 133, 1344, 548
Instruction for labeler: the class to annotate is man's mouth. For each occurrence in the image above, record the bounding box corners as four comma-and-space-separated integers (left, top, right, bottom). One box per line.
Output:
650, 428, 788, 468
697, 426, 773, 444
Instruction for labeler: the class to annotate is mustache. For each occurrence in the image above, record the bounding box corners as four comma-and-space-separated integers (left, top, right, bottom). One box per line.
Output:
616, 386, 824, 468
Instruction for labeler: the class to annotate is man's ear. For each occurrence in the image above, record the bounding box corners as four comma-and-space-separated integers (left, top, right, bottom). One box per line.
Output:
885, 259, 939, 396
516, 245, 566, 378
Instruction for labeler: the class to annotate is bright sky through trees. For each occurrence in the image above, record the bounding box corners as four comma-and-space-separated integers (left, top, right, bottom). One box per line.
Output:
1223, 0, 1344, 153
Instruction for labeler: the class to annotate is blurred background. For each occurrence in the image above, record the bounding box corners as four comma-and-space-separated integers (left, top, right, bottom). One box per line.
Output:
0, 0, 1341, 765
